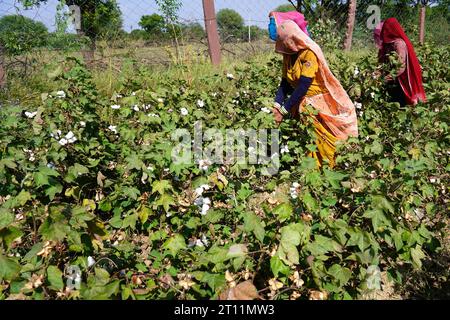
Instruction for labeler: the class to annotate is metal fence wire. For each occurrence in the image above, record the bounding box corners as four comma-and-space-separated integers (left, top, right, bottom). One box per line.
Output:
0, 0, 448, 68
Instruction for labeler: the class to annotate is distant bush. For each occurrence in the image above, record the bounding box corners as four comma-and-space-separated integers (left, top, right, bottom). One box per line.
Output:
0, 15, 48, 56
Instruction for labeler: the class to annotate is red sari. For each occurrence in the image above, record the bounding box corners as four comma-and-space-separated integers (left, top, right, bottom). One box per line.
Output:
380, 18, 427, 105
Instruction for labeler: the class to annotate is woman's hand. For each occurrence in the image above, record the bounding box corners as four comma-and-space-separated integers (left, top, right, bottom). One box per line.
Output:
384, 74, 394, 83
273, 106, 284, 125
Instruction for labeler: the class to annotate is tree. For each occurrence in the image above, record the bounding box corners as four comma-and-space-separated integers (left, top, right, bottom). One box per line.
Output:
273, 4, 296, 12
343, 0, 357, 50
0, 15, 48, 56
17, 0, 123, 64
139, 14, 165, 35
181, 22, 205, 41
216, 8, 245, 41
65, 0, 123, 41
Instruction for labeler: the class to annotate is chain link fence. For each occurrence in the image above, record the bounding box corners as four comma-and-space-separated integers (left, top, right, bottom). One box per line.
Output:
0, 0, 448, 74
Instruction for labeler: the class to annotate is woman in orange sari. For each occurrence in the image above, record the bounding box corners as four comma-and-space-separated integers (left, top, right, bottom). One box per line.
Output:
269, 11, 358, 168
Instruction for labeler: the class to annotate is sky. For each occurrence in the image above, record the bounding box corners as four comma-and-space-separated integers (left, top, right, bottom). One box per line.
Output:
0, 0, 290, 32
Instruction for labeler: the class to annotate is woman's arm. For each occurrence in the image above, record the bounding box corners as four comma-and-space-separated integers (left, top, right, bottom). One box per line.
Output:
278, 76, 313, 115
393, 39, 407, 76
274, 78, 293, 107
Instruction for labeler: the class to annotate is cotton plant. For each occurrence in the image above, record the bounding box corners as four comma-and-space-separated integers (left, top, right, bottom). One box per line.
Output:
51, 130, 77, 146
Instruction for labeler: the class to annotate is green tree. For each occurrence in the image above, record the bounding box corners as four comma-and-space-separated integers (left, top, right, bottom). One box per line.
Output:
181, 22, 205, 40
65, 0, 123, 41
273, 4, 296, 12
216, 8, 245, 41
0, 15, 48, 56
139, 14, 165, 36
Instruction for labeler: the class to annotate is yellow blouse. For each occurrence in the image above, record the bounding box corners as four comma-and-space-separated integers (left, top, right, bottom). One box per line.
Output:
282, 49, 328, 96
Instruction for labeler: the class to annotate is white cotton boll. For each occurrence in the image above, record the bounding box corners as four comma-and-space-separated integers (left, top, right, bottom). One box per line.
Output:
180, 108, 189, 116
194, 197, 203, 207
201, 234, 209, 246
354, 66, 359, 76
108, 125, 117, 134
87, 256, 96, 267
65, 131, 74, 140
281, 145, 289, 154
133, 105, 140, 111
111, 104, 121, 110
355, 102, 362, 109
226, 73, 235, 80
195, 184, 210, 197
203, 197, 211, 205
47, 162, 56, 169
68, 137, 77, 144
157, 98, 164, 103
147, 113, 159, 117
201, 203, 210, 215
147, 165, 154, 171
131, 92, 136, 96
58, 138, 68, 146
370, 92, 375, 99
197, 99, 205, 108
29, 155, 35, 162
195, 239, 205, 247
56, 90, 66, 98
261, 107, 271, 114
80, 121, 86, 127
292, 182, 300, 188
195, 187, 205, 197
198, 159, 210, 171
25, 111, 37, 118
429, 178, 436, 183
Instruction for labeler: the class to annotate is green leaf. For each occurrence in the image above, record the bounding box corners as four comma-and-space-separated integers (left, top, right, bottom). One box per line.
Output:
0, 255, 20, 281
47, 265, 64, 291
371, 195, 395, 214
226, 244, 248, 259
0, 226, 24, 250
9, 190, 32, 208
363, 209, 392, 232
242, 212, 265, 242
411, 246, 426, 269
155, 193, 175, 212
279, 223, 307, 265
0, 208, 14, 229
151, 180, 173, 195
163, 234, 186, 256
302, 191, 318, 212
270, 255, 290, 277
193, 272, 226, 292
272, 203, 293, 222
327, 264, 352, 287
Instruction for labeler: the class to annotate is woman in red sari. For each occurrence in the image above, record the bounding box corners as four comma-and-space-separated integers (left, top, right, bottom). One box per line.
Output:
374, 18, 427, 106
